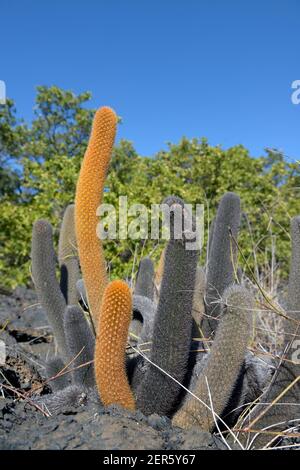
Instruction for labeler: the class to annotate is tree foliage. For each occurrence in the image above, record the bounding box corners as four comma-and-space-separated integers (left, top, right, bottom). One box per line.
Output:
0, 86, 299, 288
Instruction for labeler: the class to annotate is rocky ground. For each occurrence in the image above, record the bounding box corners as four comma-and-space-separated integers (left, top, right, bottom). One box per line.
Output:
0, 288, 298, 451
0, 288, 230, 450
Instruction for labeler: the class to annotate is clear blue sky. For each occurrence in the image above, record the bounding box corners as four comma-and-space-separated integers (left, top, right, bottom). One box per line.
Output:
1, 0, 299, 159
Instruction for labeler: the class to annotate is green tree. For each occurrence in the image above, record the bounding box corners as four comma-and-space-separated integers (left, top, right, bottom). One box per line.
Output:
0, 85, 299, 289
0, 99, 25, 199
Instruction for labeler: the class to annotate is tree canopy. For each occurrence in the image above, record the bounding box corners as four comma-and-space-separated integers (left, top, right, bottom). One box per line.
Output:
0, 86, 299, 289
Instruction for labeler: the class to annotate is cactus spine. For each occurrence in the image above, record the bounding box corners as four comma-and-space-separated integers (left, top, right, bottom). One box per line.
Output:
75, 107, 117, 324
94, 280, 135, 410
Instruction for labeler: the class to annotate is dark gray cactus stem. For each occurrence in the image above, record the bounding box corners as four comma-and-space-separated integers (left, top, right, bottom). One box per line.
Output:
132, 295, 156, 345
134, 257, 155, 300
245, 216, 300, 448
128, 295, 156, 352
136, 196, 199, 416
240, 362, 299, 449
234, 217, 300, 448
203, 192, 241, 339
63, 305, 95, 388
45, 357, 69, 392
220, 352, 273, 427
31, 220, 68, 361
129, 295, 157, 391
128, 318, 143, 347
76, 278, 88, 307
58, 204, 81, 305
173, 284, 253, 431
131, 258, 155, 341
34, 385, 88, 415
286, 216, 300, 342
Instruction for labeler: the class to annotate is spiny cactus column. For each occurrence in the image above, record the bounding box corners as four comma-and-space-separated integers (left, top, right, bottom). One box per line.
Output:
58, 204, 81, 305
75, 107, 117, 324
35, 384, 87, 416
94, 280, 135, 410
64, 305, 95, 388
286, 216, 300, 339
203, 192, 241, 339
136, 196, 199, 416
173, 284, 253, 432
244, 363, 299, 449
134, 257, 155, 300
244, 216, 300, 448
45, 357, 69, 392
31, 220, 68, 361
132, 295, 156, 345
131, 257, 155, 343
129, 295, 157, 391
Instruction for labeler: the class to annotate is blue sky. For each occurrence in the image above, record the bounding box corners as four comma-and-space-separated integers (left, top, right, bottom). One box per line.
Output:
1, 0, 299, 159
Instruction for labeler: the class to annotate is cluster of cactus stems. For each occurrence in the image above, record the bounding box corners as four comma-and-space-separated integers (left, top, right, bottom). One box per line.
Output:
30, 105, 299, 447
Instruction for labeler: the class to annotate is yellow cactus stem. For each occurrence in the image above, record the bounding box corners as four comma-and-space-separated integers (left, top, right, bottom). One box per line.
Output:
75, 107, 117, 325
94, 280, 136, 410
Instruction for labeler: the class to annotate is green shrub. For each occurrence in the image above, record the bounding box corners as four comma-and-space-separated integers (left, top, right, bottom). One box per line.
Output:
0, 86, 299, 288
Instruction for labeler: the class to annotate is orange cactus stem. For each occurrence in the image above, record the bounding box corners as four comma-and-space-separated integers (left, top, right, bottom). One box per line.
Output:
75, 107, 117, 325
94, 280, 135, 410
